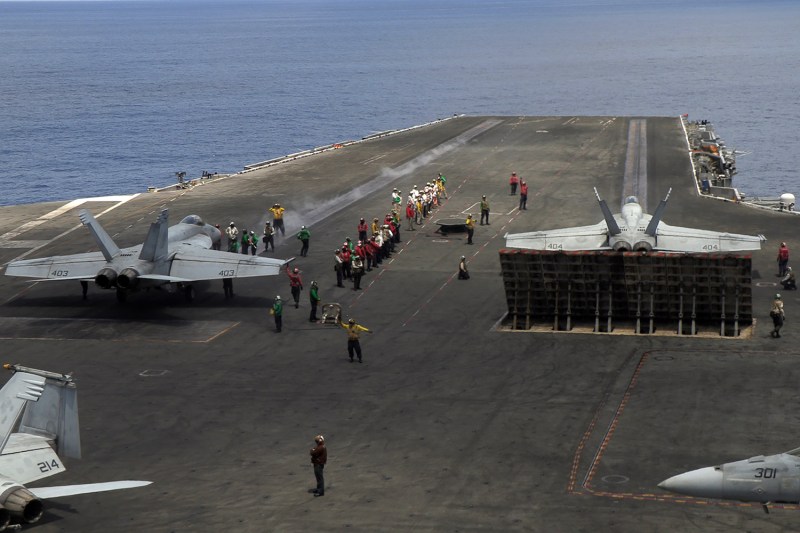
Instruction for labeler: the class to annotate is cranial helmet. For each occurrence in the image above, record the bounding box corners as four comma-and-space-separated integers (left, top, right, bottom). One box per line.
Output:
230, 222, 235, 226
348, 318, 355, 324
293, 268, 299, 273
776, 293, 782, 299
276, 295, 281, 299
315, 435, 324, 443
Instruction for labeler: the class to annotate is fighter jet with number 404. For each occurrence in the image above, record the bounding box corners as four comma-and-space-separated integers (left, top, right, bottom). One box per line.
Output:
504, 188, 765, 253
4, 209, 290, 302
659, 448, 800, 513
0, 364, 150, 529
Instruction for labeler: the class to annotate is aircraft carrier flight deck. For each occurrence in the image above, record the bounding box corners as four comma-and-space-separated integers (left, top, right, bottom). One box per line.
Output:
0, 116, 797, 532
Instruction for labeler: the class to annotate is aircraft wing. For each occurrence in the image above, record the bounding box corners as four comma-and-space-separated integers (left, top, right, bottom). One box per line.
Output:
505, 222, 610, 251
169, 248, 290, 280
29, 480, 152, 499
655, 222, 765, 252
4, 252, 108, 281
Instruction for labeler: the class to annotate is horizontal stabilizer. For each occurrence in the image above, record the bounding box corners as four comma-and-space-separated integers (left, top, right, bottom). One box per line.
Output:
24, 276, 94, 282
29, 480, 152, 499
138, 274, 193, 283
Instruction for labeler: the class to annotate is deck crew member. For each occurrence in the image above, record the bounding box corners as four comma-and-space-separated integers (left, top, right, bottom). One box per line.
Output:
248, 230, 259, 255
272, 295, 283, 332
781, 267, 797, 290
406, 201, 416, 231
458, 256, 470, 280
778, 242, 790, 277
297, 225, 311, 257
334, 250, 344, 287
222, 277, 234, 298
480, 195, 490, 225
338, 317, 372, 363
225, 222, 239, 252
309, 281, 320, 322
509, 172, 519, 195
240, 229, 251, 255
770, 294, 785, 338
357, 218, 369, 243
286, 266, 303, 308
309, 435, 327, 497
212, 224, 221, 250
352, 255, 364, 291
263, 221, 275, 252
465, 214, 475, 245
270, 203, 286, 236
519, 180, 529, 210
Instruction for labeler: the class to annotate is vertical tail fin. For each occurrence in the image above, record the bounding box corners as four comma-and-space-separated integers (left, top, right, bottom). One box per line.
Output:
18, 370, 80, 459
138, 209, 169, 262
594, 188, 621, 235
0, 365, 57, 454
645, 188, 672, 236
79, 210, 121, 262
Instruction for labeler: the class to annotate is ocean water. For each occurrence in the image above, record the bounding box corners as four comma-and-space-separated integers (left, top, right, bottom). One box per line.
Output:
1, 0, 798, 206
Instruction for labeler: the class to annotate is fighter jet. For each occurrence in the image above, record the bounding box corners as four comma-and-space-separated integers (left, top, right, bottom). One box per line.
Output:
0, 363, 150, 528
659, 448, 800, 512
504, 188, 765, 253
4, 209, 290, 302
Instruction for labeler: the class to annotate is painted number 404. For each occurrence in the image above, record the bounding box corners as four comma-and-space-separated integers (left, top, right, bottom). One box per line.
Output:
38, 459, 60, 473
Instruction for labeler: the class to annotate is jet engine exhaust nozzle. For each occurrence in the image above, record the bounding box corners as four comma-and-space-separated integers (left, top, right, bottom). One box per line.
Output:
117, 268, 140, 289
1, 486, 43, 524
612, 242, 632, 252
633, 241, 653, 252
95, 267, 118, 289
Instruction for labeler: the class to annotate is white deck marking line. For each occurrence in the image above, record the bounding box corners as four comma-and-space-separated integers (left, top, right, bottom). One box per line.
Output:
622, 118, 648, 210
505, 208, 517, 215
2, 194, 140, 265
361, 154, 388, 164
462, 202, 480, 214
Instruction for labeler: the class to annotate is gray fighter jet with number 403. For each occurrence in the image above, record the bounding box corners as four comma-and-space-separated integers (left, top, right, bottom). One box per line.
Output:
0, 364, 150, 529
659, 448, 800, 513
4, 209, 290, 302
505, 188, 765, 253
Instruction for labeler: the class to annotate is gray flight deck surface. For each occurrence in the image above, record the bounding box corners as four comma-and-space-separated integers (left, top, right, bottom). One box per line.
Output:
0, 116, 797, 532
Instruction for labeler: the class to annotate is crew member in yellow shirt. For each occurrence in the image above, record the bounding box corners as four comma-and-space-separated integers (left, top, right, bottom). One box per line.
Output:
338, 317, 372, 363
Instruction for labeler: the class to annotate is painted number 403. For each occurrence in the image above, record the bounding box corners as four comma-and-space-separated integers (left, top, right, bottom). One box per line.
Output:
218, 270, 235, 277
38, 459, 60, 473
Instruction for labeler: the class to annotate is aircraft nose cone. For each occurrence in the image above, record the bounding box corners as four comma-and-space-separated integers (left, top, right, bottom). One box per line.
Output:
658, 466, 723, 499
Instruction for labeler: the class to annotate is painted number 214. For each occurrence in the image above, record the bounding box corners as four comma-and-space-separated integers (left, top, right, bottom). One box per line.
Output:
38, 459, 60, 473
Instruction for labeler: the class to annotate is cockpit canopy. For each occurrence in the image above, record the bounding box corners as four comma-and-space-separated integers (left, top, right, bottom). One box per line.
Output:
624, 196, 639, 205
180, 215, 205, 226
